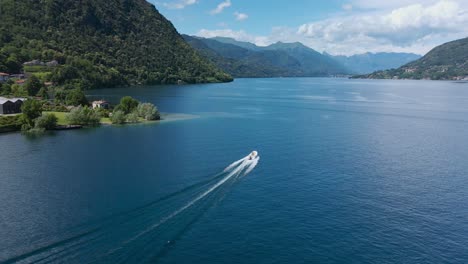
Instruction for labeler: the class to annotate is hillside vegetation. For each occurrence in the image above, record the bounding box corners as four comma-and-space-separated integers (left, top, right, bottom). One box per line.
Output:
0, 0, 232, 89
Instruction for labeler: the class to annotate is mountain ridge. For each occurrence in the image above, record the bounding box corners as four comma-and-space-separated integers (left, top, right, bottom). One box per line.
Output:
186, 36, 348, 77
354, 37, 468, 80
187, 36, 421, 77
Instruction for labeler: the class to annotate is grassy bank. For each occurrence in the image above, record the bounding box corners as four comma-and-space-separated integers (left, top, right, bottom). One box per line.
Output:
43, 111, 149, 126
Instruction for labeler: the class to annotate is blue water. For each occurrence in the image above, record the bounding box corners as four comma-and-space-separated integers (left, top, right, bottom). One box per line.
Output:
1, 78, 468, 263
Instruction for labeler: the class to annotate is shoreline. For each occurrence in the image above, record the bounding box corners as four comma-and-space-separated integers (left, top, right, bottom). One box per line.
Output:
0, 112, 199, 135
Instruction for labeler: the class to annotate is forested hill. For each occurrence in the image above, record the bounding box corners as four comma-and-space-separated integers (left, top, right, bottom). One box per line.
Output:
354, 37, 468, 80
0, 0, 232, 89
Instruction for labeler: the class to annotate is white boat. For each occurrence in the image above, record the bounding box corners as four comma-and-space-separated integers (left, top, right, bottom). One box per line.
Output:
248, 151, 258, 160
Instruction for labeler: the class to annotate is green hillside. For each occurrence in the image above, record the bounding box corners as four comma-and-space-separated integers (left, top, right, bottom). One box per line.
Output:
0, 0, 232, 89
354, 37, 468, 80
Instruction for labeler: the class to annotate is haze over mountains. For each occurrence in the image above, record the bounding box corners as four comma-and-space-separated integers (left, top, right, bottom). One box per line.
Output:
356, 37, 468, 80
184, 35, 421, 78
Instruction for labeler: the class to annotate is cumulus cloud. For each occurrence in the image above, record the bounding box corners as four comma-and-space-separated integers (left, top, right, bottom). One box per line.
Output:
297, 0, 468, 54
234, 12, 248, 21
197, 29, 270, 46
210, 0, 232, 15
162, 0, 197, 9
342, 4, 353, 11
197, 0, 468, 55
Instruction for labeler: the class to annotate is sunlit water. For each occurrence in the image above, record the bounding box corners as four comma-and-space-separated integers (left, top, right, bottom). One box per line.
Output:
1, 78, 468, 263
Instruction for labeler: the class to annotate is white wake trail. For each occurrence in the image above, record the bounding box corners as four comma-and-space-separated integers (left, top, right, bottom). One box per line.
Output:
223, 156, 249, 172
114, 155, 254, 250
243, 157, 260, 176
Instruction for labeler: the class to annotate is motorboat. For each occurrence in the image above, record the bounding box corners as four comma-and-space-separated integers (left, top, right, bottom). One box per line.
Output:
248, 151, 258, 160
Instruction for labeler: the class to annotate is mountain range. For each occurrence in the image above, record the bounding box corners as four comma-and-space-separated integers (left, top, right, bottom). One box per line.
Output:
184, 36, 421, 78
355, 37, 468, 80
330, 52, 421, 74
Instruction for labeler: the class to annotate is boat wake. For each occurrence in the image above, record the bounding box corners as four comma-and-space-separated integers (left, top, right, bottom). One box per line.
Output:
1, 152, 260, 264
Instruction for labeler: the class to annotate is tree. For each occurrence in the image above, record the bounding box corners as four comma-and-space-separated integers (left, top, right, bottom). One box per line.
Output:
1, 83, 12, 95
21, 99, 42, 122
35, 113, 58, 130
117, 96, 139, 114
110, 110, 126, 124
137, 102, 160, 120
53, 88, 67, 103
66, 106, 100, 126
37, 87, 49, 99
25, 75, 44, 96
11, 84, 28, 97
65, 88, 88, 106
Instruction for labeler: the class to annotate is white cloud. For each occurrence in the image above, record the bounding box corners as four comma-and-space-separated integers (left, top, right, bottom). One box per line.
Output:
197, 29, 270, 46
342, 4, 353, 11
197, 0, 468, 55
234, 12, 248, 21
210, 0, 232, 15
162, 0, 197, 9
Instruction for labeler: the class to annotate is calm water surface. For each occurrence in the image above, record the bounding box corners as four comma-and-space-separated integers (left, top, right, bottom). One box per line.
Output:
1, 78, 468, 263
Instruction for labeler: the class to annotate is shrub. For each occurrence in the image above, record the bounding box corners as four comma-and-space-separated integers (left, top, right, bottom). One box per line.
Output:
66, 106, 100, 126
126, 111, 139, 123
137, 102, 160, 121
110, 110, 126, 124
35, 113, 58, 130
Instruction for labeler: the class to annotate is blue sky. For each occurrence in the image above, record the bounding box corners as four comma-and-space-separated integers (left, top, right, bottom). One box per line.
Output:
152, 0, 468, 55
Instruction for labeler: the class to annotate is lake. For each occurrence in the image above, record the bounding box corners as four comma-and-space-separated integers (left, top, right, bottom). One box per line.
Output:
1, 78, 468, 263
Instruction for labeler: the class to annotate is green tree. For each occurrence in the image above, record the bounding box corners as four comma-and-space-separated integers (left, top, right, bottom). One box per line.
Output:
11, 84, 28, 97
21, 99, 42, 121
25, 75, 44, 96
1, 83, 12, 95
137, 102, 160, 120
110, 110, 126, 124
20, 99, 42, 128
65, 88, 88, 106
37, 87, 49, 99
118, 96, 139, 114
34, 113, 57, 130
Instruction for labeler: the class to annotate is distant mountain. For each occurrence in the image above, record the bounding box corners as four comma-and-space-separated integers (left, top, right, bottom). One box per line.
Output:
0, 0, 232, 88
331, 52, 421, 74
183, 35, 299, 77
354, 37, 468, 80
211, 37, 261, 51
185, 36, 348, 77
263, 42, 348, 76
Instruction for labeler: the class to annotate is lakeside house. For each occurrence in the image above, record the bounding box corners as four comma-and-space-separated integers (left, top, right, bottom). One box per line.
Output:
0, 97, 25, 115
92, 100, 110, 109
15, 79, 26, 85
0, 72, 9, 82
10, 73, 26, 79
